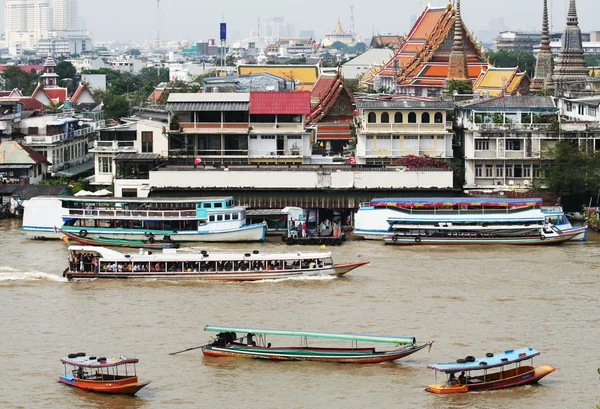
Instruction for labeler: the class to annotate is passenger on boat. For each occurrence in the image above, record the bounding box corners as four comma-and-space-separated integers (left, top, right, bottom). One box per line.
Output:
448, 373, 456, 385
458, 372, 466, 385
247, 333, 256, 346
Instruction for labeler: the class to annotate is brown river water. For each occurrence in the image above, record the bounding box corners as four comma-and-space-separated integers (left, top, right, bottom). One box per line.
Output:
0, 218, 598, 409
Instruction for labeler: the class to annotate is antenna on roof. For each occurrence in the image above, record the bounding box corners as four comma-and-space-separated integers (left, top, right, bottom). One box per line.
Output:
156, 0, 160, 51
350, 5, 356, 35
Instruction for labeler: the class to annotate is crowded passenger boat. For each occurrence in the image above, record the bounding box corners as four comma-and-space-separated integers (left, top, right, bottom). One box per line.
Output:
63, 246, 369, 281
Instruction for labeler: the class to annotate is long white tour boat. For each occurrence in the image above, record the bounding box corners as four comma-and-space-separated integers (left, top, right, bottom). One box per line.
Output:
22, 196, 266, 242
354, 197, 587, 241
64, 246, 369, 281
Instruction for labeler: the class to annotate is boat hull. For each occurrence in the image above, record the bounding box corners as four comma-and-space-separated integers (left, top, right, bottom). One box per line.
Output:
202, 343, 429, 363
383, 233, 574, 245
65, 262, 369, 281
25, 223, 266, 243
57, 375, 150, 395
59, 230, 179, 249
426, 365, 556, 394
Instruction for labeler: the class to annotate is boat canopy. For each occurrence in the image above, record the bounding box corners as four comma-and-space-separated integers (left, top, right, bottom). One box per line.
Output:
427, 347, 540, 372
370, 198, 543, 208
61, 355, 139, 368
204, 325, 416, 344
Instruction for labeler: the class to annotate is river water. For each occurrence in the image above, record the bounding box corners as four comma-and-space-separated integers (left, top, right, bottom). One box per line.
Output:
0, 218, 598, 409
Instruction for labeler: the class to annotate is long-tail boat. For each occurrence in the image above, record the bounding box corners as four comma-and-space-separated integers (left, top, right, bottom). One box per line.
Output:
425, 347, 556, 394
199, 325, 433, 363
57, 353, 151, 395
59, 229, 180, 249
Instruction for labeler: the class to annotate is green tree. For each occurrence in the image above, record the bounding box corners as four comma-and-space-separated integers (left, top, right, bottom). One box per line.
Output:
104, 95, 130, 120
127, 48, 141, 56
486, 49, 537, 77
56, 61, 76, 79
329, 41, 349, 52
445, 79, 473, 94
585, 53, 600, 67
542, 140, 600, 208
1, 65, 37, 93
353, 42, 367, 53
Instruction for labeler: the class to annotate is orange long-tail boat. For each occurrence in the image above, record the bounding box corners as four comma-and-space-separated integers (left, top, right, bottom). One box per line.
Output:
57, 353, 150, 395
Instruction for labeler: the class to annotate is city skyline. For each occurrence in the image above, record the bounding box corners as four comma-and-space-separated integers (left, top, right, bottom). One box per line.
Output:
0, 0, 598, 44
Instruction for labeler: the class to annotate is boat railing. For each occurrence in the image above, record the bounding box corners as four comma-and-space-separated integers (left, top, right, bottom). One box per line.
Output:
67, 208, 199, 219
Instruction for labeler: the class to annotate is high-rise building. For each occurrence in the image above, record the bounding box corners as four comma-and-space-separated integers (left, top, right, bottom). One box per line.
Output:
3, 0, 52, 51
52, 0, 78, 31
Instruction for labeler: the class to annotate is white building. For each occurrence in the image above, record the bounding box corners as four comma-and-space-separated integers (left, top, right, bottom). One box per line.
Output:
108, 55, 145, 74
355, 96, 455, 165
341, 49, 394, 80
37, 29, 92, 56
3, 0, 52, 52
556, 95, 600, 123
68, 56, 107, 73
52, 0, 78, 31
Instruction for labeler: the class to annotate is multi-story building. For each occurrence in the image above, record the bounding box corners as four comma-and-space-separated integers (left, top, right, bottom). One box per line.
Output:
355, 96, 455, 165
3, 0, 52, 52
165, 92, 311, 165
52, 0, 78, 31
37, 30, 92, 56
19, 111, 103, 177
457, 95, 600, 190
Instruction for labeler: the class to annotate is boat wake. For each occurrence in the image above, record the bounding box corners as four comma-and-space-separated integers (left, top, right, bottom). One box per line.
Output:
0, 267, 66, 282
255, 275, 338, 283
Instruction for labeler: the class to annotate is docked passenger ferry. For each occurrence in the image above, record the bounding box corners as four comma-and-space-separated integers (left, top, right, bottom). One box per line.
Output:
354, 197, 586, 241
64, 246, 369, 281
22, 196, 266, 242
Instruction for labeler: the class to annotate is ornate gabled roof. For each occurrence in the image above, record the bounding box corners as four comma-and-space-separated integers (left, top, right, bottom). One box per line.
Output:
307, 72, 354, 124
553, 0, 588, 87
71, 83, 98, 104
363, 2, 487, 88
473, 66, 530, 96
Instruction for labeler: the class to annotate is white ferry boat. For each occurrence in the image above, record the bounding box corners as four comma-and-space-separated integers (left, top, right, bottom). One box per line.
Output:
64, 246, 369, 281
22, 196, 266, 242
354, 197, 586, 240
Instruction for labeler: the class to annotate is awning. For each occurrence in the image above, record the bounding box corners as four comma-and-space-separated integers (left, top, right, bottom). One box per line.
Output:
0, 164, 33, 169
166, 102, 249, 112
54, 160, 95, 177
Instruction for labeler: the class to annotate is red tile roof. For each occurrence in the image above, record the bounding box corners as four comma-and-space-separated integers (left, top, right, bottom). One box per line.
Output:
45, 88, 68, 103
249, 91, 311, 115
19, 142, 48, 163
0, 65, 44, 73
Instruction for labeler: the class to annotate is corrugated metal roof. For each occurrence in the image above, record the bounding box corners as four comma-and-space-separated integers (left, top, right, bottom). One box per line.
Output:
115, 153, 161, 161
0, 164, 33, 169
460, 96, 555, 110
166, 102, 249, 111
167, 93, 250, 103
249, 91, 311, 114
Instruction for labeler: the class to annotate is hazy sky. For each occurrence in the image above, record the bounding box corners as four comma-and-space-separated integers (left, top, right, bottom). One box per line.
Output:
1, 0, 598, 44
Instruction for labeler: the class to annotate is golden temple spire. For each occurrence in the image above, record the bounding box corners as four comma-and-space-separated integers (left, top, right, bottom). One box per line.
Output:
447, 0, 469, 82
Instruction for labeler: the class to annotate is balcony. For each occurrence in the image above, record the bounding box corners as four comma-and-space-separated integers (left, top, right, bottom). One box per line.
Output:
466, 122, 554, 132
89, 140, 136, 153
23, 123, 101, 145
250, 123, 305, 131
177, 122, 249, 133
67, 208, 198, 220
363, 122, 452, 133
364, 149, 446, 158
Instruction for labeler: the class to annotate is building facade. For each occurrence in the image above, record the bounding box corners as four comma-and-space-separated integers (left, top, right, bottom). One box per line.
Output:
52, 0, 78, 31
3, 0, 52, 52
355, 96, 455, 165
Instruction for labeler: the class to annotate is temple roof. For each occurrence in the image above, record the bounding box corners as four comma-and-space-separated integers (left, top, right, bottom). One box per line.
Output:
363, 3, 487, 88
238, 64, 320, 90
473, 66, 530, 96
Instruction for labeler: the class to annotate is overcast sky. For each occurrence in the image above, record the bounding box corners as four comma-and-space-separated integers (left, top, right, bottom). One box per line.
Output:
1, 0, 598, 44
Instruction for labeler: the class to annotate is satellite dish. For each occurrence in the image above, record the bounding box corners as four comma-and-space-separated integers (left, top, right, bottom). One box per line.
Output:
508, 180, 515, 186
78, 121, 83, 126
524, 180, 530, 185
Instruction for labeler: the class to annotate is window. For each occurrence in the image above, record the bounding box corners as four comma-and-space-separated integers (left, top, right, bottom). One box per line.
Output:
475, 140, 489, 150
217, 215, 223, 221
367, 112, 376, 123
394, 112, 403, 123
250, 135, 257, 139
523, 165, 531, 178
475, 164, 482, 177
224, 214, 231, 220
408, 112, 417, 123
485, 165, 493, 177
209, 215, 215, 222
381, 112, 389, 123
514, 164, 523, 178
141, 131, 153, 153
421, 112, 430, 123
232, 213, 239, 220
434, 112, 443, 123
506, 139, 522, 150
99, 157, 112, 173
496, 166, 503, 178
420, 135, 434, 149
28, 127, 39, 134
506, 166, 513, 178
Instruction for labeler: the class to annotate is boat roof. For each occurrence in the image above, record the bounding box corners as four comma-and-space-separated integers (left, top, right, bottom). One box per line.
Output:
204, 325, 416, 344
427, 347, 541, 372
67, 246, 332, 260
29, 195, 233, 203
60, 355, 139, 368
370, 198, 542, 207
